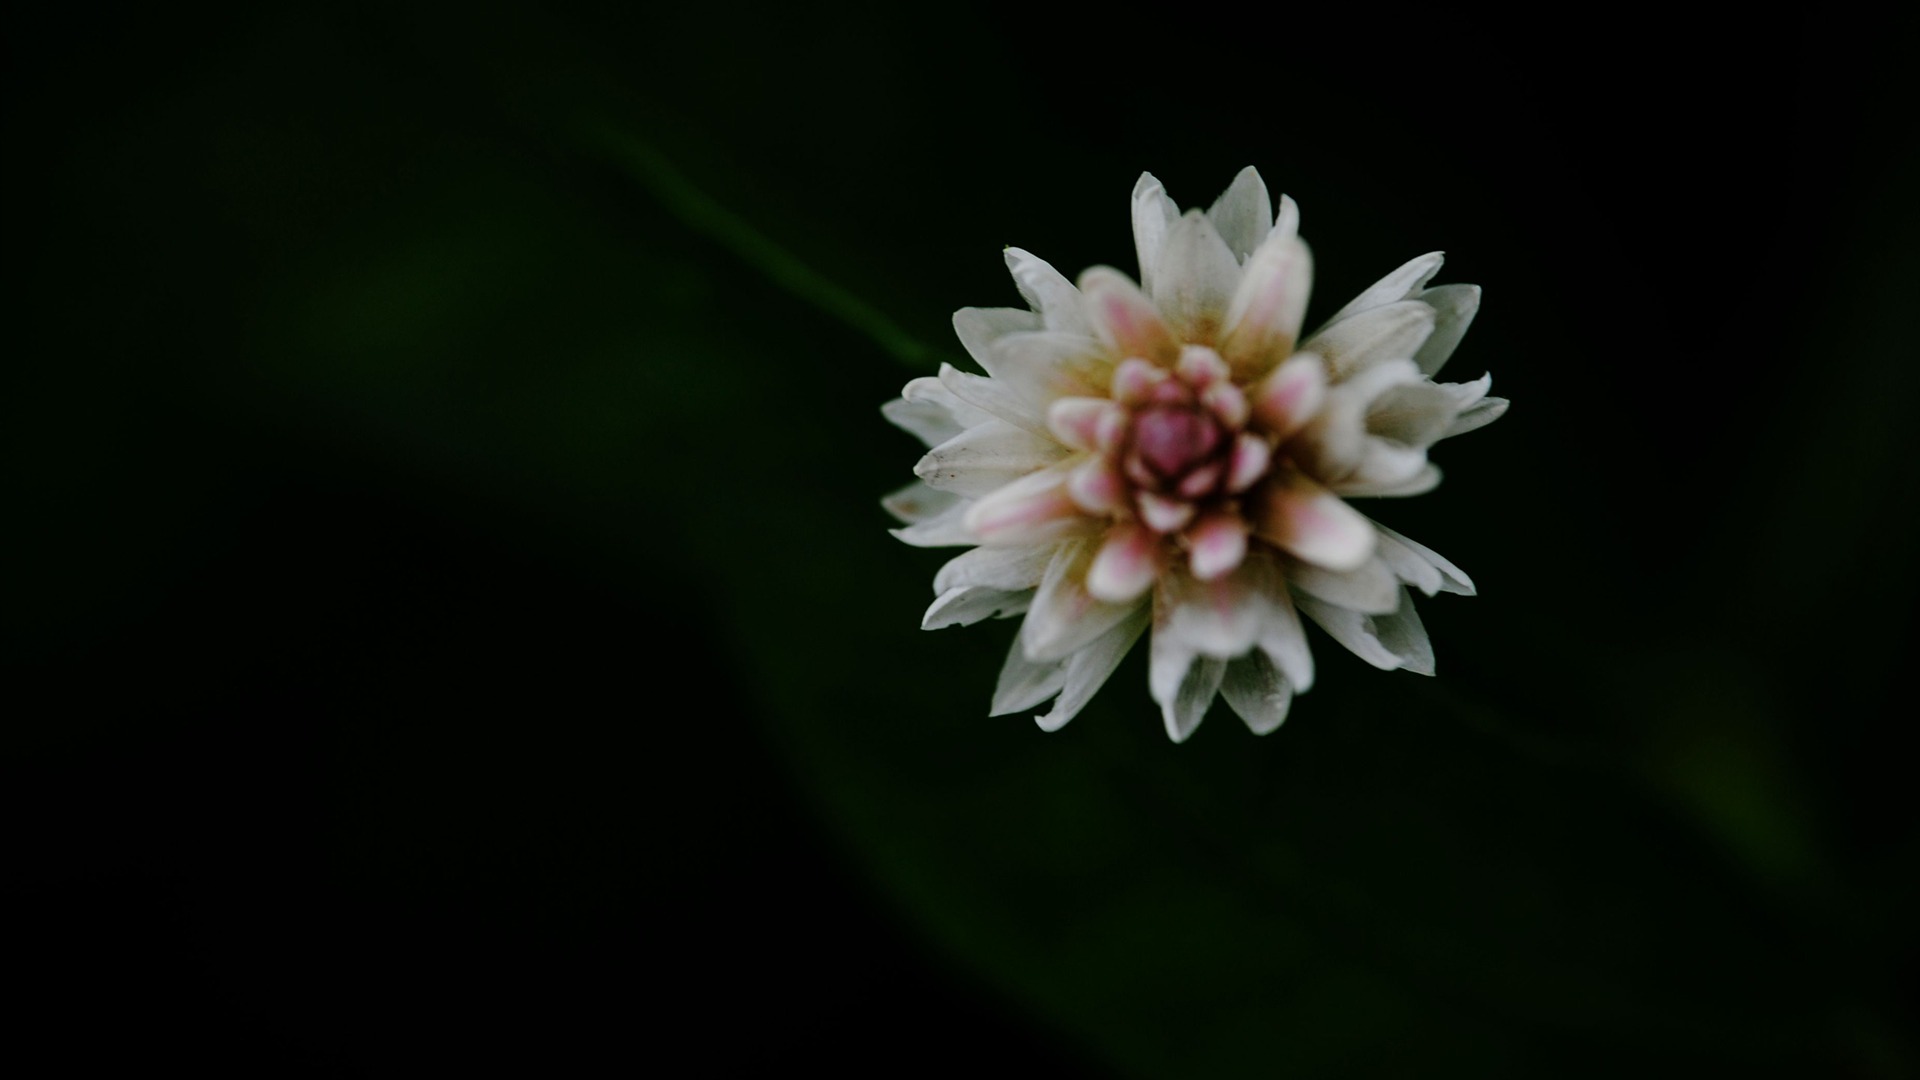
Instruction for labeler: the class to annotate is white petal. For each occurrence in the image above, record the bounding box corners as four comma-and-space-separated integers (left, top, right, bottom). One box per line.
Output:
1300, 300, 1437, 382
887, 371, 997, 446
1200, 379, 1249, 429
985, 330, 1113, 404
1131, 172, 1180, 295
1110, 355, 1170, 404
1367, 380, 1460, 449
1148, 603, 1191, 706
1413, 283, 1480, 377
1295, 586, 1434, 674
1225, 434, 1272, 494
907, 375, 992, 424
1004, 248, 1092, 336
1155, 562, 1263, 659
925, 586, 1033, 630
1373, 533, 1437, 596
1034, 606, 1149, 732
1220, 231, 1313, 375
1333, 463, 1441, 498
1066, 457, 1127, 514
963, 464, 1090, 546
953, 307, 1043, 372
1251, 353, 1327, 441
1438, 372, 1492, 412
1168, 658, 1226, 742
1151, 210, 1242, 346
1187, 512, 1250, 582
1272, 194, 1299, 247
1257, 596, 1315, 694
915, 420, 1070, 496
933, 543, 1055, 595
1287, 554, 1400, 614
1343, 438, 1432, 492
1292, 593, 1401, 671
1135, 492, 1194, 535
1177, 343, 1231, 386
1371, 521, 1475, 596
1079, 267, 1178, 366
881, 480, 958, 524
881, 396, 961, 449
1341, 354, 1426, 400
1322, 251, 1445, 327
1292, 358, 1421, 480
1374, 586, 1434, 675
1149, 614, 1226, 744
991, 632, 1067, 716
1047, 397, 1121, 451
1204, 166, 1273, 262
1021, 537, 1148, 662
1086, 524, 1162, 603
1220, 650, 1293, 735
1251, 472, 1375, 571
890, 498, 978, 547
938, 362, 1051, 435
1444, 397, 1509, 438
1231, 546, 1315, 691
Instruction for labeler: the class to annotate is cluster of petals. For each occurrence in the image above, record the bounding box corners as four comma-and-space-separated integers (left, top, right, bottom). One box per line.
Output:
883, 169, 1506, 741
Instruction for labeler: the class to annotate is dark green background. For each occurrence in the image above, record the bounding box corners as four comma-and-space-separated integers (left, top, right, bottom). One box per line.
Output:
9, 5, 1916, 1075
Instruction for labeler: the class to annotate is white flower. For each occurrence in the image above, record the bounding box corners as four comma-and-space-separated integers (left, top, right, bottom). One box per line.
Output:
882, 169, 1507, 741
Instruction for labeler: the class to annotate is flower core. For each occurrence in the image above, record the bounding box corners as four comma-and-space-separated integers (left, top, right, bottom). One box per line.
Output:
1043, 344, 1282, 601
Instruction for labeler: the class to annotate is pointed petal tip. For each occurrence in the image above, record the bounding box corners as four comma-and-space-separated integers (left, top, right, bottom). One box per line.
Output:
1066, 458, 1126, 514
1156, 657, 1224, 743
1186, 514, 1249, 582
1251, 354, 1326, 439
922, 585, 1027, 631
1047, 396, 1118, 451
1086, 525, 1160, 604
1137, 491, 1196, 534
889, 521, 975, 549
1019, 538, 1145, 663
1111, 356, 1169, 403
1444, 396, 1509, 438
1032, 700, 1086, 732
1225, 434, 1273, 494
1151, 210, 1243, 348
1075, 263, 1138, 292
1258, 476, 1376, 571
963, 469, 1081, 545
1221, 222, 1313, 370
1221, 651, 1294, 735
1322, 253, 1447, 328
1079, 266, 1176, 364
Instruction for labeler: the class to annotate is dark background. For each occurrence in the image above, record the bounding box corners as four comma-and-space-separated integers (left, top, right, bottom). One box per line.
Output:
8, 5, 1917, 1076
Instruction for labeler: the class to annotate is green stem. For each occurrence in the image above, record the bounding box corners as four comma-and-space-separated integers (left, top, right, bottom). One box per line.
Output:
584, 122, 939, 371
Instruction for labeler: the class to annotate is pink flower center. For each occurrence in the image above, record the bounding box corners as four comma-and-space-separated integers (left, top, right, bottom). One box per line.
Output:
1048, 349, 1278, 593
1129, 405, 1226, 485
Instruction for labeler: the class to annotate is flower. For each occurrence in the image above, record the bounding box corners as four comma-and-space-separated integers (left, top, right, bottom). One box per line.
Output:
882, 169, 1507, 741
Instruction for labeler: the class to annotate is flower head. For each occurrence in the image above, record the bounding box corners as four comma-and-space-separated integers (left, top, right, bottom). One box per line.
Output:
883, 169, 1507, 741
